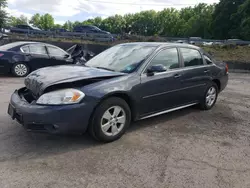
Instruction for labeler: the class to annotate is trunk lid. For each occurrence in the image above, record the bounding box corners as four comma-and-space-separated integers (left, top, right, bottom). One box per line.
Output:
24, 65, 124, 96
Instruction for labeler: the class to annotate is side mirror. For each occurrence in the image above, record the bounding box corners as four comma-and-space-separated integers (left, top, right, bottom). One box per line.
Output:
147, 64, 167, 76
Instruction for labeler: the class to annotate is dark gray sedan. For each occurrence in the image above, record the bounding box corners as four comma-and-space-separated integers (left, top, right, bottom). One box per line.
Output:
8, 43, 228, 142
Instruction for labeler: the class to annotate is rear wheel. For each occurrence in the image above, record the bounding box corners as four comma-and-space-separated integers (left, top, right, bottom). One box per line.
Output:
199, 83, 218, 110
12, 63, 30, 77
88, 97, 131, 142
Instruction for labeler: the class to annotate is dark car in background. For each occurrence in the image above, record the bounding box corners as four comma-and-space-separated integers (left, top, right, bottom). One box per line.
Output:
0, 41, 87, 77
73, 25, 110, 34
225, 39, 249, 46
189, 37, 203, 45
10, 25, 45, 34
8, 43, 228, 142
50, 28, 69, 33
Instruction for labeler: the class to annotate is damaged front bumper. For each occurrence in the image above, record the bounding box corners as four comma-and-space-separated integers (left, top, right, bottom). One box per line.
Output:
8, 88, 96, 134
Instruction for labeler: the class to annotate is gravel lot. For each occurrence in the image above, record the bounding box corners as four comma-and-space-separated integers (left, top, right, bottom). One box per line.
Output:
0, 73, 250, 188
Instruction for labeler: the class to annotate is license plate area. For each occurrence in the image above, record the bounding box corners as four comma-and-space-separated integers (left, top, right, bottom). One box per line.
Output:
8, 103, 16, 119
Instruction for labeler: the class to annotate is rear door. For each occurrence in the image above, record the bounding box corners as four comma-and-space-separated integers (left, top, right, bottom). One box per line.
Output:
46, 45, 73, 66
137, 48, 184, 116
178, 47, 211, 104
26, 44, 50, 70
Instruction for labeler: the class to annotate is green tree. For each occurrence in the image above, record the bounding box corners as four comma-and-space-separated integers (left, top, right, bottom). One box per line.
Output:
29, 13, 41, 28
53, 24, 62, 29
39, 13, 54, 30
7, 15, 28, 27
63, 20, 73, 31
231, 0, 250, 39
101, 14, 126, 34
72, 21, 81, 29
156, 8, 180, 36
180, 4, 215, 38
93, 17, 102, 28
0, 0, 8, 28
133, 10, 157, 36
211, 0, 245, 39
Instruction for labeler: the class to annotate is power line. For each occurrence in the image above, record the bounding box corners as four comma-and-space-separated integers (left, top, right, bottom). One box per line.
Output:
80, 0, 197, 6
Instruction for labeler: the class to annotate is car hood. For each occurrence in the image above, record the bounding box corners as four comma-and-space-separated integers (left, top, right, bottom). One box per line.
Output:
24, 65, 125, 96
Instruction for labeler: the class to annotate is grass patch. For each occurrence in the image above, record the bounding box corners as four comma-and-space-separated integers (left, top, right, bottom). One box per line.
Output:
203, 46, 250, 63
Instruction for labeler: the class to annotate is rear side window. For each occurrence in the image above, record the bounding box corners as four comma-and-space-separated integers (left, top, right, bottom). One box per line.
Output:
180, 48, 203, 67
204, 54, 213, 65
29, 45, 47, 55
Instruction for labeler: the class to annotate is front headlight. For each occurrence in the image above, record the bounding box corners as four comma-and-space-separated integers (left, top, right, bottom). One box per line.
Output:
36, 89, 85, 105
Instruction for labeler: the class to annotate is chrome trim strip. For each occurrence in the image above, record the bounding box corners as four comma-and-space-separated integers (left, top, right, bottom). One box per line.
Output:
140, 103, 198, 120
142, 83, 206, 99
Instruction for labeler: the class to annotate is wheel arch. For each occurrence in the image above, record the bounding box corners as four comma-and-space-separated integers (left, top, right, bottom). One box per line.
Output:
99, 92, 136, 120
212, 79, 221, 91
11, 62, 30, 77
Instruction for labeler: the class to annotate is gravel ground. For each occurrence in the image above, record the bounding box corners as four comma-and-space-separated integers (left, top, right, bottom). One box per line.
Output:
0, 73, 250, 188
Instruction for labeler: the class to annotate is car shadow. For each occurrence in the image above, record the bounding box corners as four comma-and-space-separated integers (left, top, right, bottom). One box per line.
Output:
0, 74, 22, 79
128, 106, 199, 132
1, 106, 200, 162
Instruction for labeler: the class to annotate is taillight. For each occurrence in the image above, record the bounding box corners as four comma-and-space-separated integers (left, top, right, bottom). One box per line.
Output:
225, 63, 229, 73
0, 53, 4, 57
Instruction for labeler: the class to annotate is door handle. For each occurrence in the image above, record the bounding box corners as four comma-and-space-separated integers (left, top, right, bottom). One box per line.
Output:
204, 70, 210, 73
174, 74, 182, 78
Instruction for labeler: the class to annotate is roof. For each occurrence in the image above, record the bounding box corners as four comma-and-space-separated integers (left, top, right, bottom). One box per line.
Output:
0, 41, 47, 51
119, 42, 200, 49
6, 41, 41, 46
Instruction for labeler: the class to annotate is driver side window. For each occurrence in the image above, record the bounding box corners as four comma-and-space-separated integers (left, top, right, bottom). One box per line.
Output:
149, 48, 180, 70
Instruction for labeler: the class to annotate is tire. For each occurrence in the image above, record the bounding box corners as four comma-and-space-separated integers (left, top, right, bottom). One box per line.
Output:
12, 63, 30, 77
88, 97, 131, 142
199, 82, 218, 110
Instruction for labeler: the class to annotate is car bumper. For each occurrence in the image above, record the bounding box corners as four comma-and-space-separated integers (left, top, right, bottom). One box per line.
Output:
8, 89, 97, 134
0, 60, 11, 74
220, 73, 229, 92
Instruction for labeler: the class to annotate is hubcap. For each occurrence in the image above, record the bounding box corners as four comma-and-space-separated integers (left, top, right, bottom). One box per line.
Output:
206, 86, 216, 107
14, 64, 27, 76
101, 106, 126, 136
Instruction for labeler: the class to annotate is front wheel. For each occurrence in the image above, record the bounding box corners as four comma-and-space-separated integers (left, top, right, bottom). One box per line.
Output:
12, 63, 30, 77
199, 83, 218, 110
88, 97, 131, 142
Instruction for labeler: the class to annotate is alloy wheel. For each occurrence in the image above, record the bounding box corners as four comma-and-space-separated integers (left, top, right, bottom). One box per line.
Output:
101, 106, 126, 136
14, 64, 28, 76
206, 86, 217, 107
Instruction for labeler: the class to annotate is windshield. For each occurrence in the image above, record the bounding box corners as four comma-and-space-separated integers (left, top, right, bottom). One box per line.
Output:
31, 26, 41, 30
92, 26, 101, 31
85, 44, 157, 73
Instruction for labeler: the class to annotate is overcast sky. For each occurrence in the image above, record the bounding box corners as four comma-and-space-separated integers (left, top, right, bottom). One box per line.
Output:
6, 0, 219, 25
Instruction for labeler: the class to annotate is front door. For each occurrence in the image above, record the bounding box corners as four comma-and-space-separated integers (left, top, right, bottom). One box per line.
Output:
27, 44, 50, 70
46, 46, 73, 66
137, 48, 184, 117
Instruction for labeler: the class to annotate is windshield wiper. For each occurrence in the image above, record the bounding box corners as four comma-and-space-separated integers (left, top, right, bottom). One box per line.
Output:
95, 66, 115, 72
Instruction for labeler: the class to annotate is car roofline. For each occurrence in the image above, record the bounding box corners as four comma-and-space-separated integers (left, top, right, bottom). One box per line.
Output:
117, 42, 200, 50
